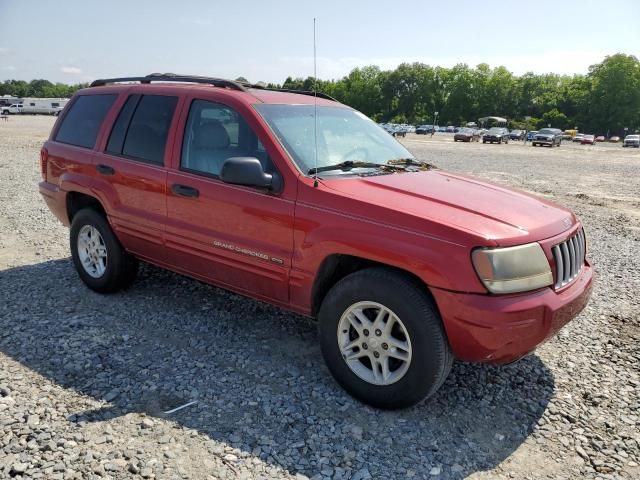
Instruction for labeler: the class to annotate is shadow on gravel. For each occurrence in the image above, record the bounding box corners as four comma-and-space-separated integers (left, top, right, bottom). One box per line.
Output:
1, 259, 556, 478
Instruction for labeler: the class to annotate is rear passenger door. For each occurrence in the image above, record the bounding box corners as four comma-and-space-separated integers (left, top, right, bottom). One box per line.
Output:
165, 97, 295, 303
95, 93, 181, 262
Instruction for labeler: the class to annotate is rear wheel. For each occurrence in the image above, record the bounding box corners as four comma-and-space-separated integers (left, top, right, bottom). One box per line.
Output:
318, 268, 453, 409
70, 208, 138, 293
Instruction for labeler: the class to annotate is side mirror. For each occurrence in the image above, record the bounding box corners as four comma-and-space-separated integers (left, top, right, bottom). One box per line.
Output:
220, 157, 281, 192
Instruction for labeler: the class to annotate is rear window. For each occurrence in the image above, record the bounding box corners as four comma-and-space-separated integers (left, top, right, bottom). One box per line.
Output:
106, 94, 177, 164
55, 94, 117, 149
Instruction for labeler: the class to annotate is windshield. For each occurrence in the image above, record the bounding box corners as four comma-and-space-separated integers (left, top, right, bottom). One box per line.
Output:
627, 135, 639, 139
538, 128, 555, 134
488, 127, 503, 133
254, 105, 414, 174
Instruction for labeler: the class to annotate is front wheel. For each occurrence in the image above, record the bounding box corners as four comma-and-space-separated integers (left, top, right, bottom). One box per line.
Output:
318, 268, 453, 409
70, 208, 138, 293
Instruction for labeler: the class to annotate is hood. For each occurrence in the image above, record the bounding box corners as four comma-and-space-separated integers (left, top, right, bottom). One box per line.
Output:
322, 170, 576, 246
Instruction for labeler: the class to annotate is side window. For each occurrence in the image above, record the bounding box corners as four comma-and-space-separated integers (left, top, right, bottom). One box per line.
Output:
106, 95, 141, 155
55, 94, 117, 149
106, 94, 177, 165
181, 99, 271, 177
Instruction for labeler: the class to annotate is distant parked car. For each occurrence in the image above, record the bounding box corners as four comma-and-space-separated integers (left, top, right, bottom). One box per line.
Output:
391, 125, 407, 137
509, 129, 524, 140
526, 130, 538, 141
454, 128, 480, 142
573, 133, 585, 143
595, 136, 605, 142
608, 136, 620, 143
581, 135, 596, 145
445, 126, 455, 133
482, 127, 510, 144
532, 128, 563, 147
623, 135, 640, 147
415, 125, 434, 134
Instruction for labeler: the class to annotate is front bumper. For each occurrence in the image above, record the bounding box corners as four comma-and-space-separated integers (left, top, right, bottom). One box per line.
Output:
431, 264, 593, 364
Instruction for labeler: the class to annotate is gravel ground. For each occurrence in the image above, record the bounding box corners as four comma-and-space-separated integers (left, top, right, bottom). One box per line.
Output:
0, 117, 638, 480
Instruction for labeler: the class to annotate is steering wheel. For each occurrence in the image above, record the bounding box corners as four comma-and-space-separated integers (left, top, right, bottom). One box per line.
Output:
341, 147, 370, 162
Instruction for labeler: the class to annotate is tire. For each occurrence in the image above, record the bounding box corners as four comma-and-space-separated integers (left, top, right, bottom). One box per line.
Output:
482, 140, 486, 144
70, 208, 138, 293
318, 268, 453, 409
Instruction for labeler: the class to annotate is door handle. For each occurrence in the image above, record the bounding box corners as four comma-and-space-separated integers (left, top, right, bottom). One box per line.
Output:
171, 184, 199, 198
96, 164, 115, 175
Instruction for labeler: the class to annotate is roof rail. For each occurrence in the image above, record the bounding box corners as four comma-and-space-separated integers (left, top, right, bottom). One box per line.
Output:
90, 73, 247, 91
90, 73, 338, 101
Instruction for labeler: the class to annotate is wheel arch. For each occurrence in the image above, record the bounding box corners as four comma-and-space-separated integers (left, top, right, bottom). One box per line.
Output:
310, 253, 435, 317
66, 191, 107, 223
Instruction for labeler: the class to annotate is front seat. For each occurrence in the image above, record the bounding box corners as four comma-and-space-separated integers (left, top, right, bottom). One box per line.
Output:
189, 122, 231, 175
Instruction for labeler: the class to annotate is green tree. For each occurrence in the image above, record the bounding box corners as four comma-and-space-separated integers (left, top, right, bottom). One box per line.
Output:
585, 54, 640, 134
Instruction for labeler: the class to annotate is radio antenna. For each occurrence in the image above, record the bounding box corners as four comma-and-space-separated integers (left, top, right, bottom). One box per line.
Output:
313, 17, 319, 188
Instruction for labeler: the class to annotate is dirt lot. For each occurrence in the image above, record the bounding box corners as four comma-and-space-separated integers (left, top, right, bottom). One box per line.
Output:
0, 116, 638, 480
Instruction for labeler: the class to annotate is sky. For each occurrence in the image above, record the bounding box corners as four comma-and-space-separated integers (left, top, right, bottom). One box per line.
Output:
1, 0, 639, 85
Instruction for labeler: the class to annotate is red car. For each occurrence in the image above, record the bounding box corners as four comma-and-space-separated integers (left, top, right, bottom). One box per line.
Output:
581, 135, 596, 145
39, 74, 593, 409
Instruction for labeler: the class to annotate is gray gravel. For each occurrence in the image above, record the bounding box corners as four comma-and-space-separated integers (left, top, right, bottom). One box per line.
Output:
0, 118, 638, 479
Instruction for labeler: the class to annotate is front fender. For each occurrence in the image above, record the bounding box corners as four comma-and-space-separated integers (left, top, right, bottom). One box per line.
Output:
289, 201, 487, 313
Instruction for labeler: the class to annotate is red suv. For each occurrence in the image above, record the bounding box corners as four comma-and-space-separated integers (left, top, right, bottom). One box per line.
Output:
39, 74, 593, 408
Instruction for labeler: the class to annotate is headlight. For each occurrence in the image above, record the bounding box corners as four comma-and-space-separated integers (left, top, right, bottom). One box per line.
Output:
472, 243, 552, 294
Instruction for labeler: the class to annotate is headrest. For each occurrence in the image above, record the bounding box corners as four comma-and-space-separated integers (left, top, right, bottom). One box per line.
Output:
193, 122, 230, 149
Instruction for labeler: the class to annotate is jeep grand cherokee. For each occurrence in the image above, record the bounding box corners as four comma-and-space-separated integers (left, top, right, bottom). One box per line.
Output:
39, 73, 593, 409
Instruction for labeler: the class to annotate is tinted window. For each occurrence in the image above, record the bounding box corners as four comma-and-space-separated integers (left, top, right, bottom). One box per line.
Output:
120, 95, 177, 164
181, 100, 270, 177
55, 94, 117, 149
106, 94, 141, 155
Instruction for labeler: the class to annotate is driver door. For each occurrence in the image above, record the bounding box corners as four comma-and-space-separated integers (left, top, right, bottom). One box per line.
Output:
164, 97, 295, 303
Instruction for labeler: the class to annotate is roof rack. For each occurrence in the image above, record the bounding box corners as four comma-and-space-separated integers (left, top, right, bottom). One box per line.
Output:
90, 73, 247, 91
90, 73, 338, 101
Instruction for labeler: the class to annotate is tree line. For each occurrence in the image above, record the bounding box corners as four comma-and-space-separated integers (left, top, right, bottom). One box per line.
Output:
277, 53, 640, 136
0, 79, 88, 100
2, 53, 638, 135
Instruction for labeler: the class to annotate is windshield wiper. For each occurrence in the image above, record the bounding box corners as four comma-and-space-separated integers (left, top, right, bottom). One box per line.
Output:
386, 158, 436, 169
308, 161, 385, 175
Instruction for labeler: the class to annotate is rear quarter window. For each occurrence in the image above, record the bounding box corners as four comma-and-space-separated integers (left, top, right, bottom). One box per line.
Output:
55, 94, 117, 149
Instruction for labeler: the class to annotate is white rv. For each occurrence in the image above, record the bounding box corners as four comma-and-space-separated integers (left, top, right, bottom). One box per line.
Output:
1, 98, 69, 115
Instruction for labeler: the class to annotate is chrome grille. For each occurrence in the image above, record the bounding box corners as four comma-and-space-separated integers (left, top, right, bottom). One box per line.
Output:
552, 228, 586, 289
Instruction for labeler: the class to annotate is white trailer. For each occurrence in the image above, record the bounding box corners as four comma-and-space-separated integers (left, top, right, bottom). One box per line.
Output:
1, 98, 69, 115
